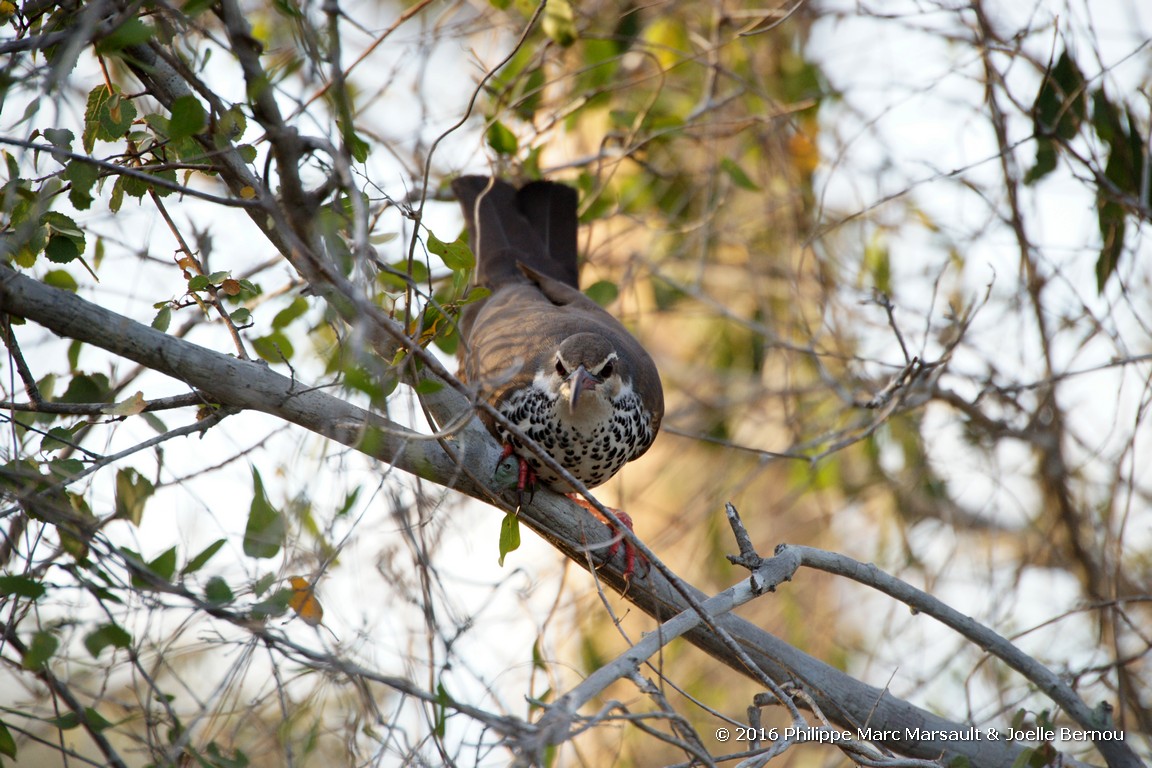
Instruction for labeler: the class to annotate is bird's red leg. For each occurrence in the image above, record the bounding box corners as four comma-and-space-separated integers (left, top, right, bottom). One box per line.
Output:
517, 459, 536, 498
566, 494, 648, 580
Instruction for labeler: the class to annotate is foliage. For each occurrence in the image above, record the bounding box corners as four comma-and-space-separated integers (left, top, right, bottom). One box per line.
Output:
1, 0, 1150, 766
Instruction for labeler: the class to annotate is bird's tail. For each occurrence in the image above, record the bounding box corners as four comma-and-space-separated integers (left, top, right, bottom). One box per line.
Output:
452, 176, 579, 290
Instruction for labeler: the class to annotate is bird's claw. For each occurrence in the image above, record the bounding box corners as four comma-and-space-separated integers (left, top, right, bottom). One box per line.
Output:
567, 495, 649, 581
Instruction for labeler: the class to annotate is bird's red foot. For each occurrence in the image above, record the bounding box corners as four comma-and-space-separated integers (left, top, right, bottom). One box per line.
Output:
566, 494, 648, 580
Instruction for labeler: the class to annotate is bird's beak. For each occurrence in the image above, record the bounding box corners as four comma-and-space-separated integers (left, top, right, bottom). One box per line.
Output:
567, 365, 599, 411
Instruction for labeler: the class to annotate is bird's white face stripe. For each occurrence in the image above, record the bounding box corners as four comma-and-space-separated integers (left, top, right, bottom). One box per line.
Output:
555, 349, 619, 377
590, 351, 618, 377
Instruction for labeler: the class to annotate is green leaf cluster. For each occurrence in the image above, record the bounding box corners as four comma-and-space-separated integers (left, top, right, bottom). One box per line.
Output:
0, 162, 89, 270
1025, 49, 1149, 292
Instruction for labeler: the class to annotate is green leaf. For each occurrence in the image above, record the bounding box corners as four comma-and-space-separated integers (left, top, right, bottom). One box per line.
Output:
1034, 51, 1087, 140
142, 412, 168, 434
863, 235, 892, 294
506, 64, 545, 121
249, 588, 292, 620
148, 546, 178, 582
1010, 747, 1035, 768
66, 341, 82, 372
1096, 199, 1125, 293
232, 143, 255, 163
118, 172, 148, 200
343, 363, 395, 404
583, 280, 618, 307
151, 305, 172, 331
43, 127, 73, 149
204, 575, 234, 605
94, 17, 154, 54
44, 208, 83, 244
50, 708, 113, 733
168, 95, 206, 140
381, 258, 430, 288
150, 166, 177, 196
41, 211, 86, 265
253, 571, 277, 596
83, 622, 132, 658
49, 712, 82, 731
1096, 103, 1147, 199
59, 372, 112, 404
82, 708, 114, 733
243, 468, 284, 559
458, 285, 490, 306
237, 144, 258, 163
46, 458, 84, 480
720, 157, 760, 191
183, 0, 216, 16
434, 681, 452, 738
485, 120, 518, 156
84, 87, 110, 152
183, 538, 227, 575
43, 269, 79, 292
81, 84, 137, 148
413, 379, 443, 394
114, 467, 155, 525
40, 425, 79, 453
498, 511, 521, 566
187, 274, 211, 291
427, 231, 475, 271
336, 488, 360, 518
271, 296, 308, 329
45, 233, 80, 263
1024, 137, 1058, 185
0, 575, 47, 600
542, 0, 577, 46
63, 159, 98, 210
343, 125, 370, 163
98, 90, 138, 144
215, 104, 247, 141
0, 719, 16, 758
109, 175, 126, 211
22, 630, 59, 670
251, 332, 294, 363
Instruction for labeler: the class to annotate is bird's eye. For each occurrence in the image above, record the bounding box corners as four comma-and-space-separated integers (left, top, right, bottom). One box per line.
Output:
600, 361, 614, 378
555, 360, 567, 377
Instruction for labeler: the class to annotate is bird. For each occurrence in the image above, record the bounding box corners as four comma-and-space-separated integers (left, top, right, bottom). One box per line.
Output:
452, 175, 664, 575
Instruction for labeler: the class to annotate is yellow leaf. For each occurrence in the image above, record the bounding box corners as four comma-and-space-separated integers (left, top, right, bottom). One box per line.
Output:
288, 576, 324, 627
788, 120, 820, 175
103, 391, 147, 416
239, 186, 256, 199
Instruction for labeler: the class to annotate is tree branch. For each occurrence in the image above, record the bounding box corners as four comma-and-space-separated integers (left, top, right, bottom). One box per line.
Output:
0, 265, 1122, 768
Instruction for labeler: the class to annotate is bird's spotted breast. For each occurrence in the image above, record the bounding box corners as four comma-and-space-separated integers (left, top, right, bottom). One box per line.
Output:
498, 388, 655, 491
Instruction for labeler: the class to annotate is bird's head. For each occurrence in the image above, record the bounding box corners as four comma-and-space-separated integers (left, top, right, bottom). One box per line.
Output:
549, 333, 625, 413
